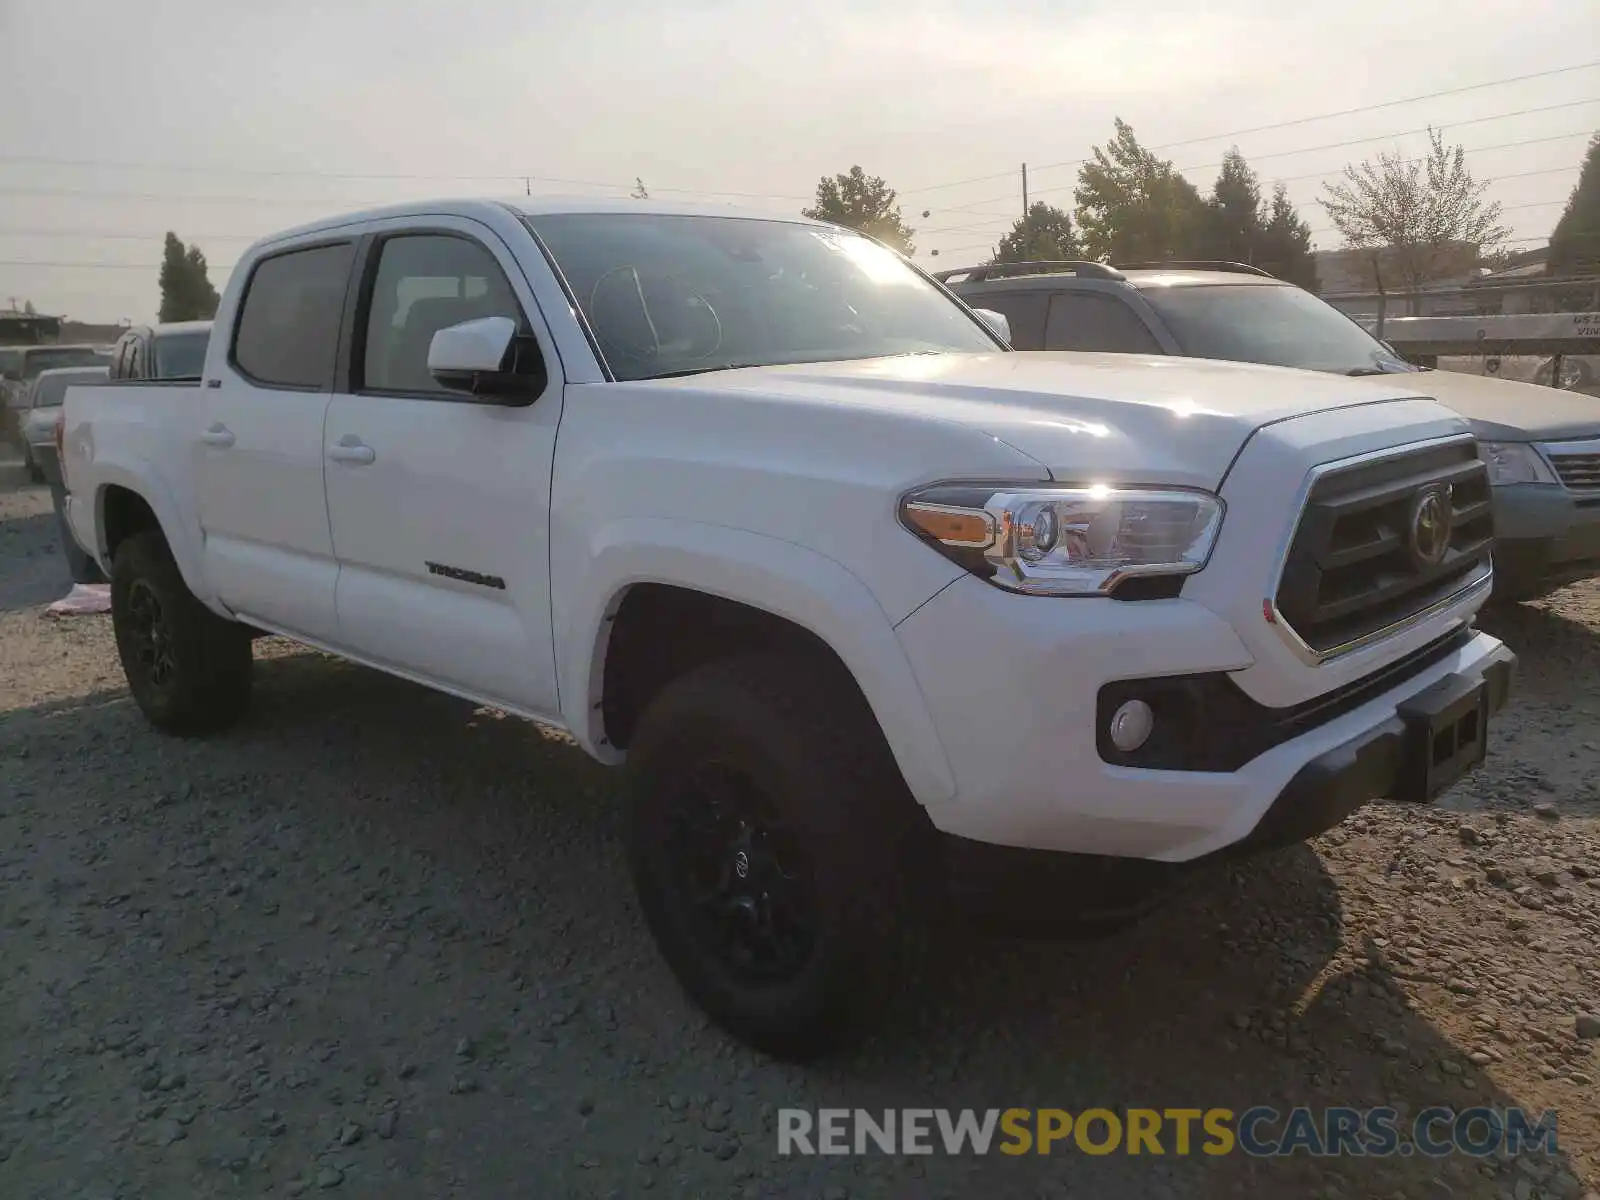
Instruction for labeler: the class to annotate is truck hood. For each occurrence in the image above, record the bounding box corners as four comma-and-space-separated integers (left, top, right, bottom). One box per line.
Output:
668, 352, 1449, 488
1391, 369, 1600, 441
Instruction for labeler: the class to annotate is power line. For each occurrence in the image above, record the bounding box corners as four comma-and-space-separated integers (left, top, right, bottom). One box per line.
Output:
0, 183, 808, 207
925, 189, 1576, 241
0, 187, 415, 206
0, 229, 261, 241
0, 191, 1578, 269
920, 126, 1593, 236
0, 260, 239, 270
0, 154, 815, 204
930, 105, 1597, 217
4, 196, 1580, 272
933, 226, 1582, 261
903, 59, 1600, 196
1303, 196, 1572, 237
1, 98, 1585, 224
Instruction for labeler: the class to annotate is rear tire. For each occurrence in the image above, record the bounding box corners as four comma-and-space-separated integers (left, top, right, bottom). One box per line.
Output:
110, 528, 253, 735
626, 654, 926, 1060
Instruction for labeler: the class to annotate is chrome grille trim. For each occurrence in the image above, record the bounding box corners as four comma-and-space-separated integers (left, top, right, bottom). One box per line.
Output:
1265, 434, 1494, 666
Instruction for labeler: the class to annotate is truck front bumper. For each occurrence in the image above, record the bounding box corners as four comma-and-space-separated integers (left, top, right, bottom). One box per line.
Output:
1490, 481, 1600, 600
893, 576, 1514, 865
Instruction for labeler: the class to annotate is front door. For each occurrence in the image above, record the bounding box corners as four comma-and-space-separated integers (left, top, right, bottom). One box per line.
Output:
195, 239, 356, 642
322, 221, 564, 716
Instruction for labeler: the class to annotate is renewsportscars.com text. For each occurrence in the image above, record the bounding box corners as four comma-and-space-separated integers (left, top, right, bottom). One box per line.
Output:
777, 1106, 1559, 1158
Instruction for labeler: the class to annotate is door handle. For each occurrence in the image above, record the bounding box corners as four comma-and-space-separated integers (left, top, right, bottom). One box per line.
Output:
327, 439, 376, 466
200, 424, 235, 448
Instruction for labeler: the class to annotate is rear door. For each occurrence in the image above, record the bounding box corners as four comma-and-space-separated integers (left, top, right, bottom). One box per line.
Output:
322, 219, 565, 716
195, 239, 356, 641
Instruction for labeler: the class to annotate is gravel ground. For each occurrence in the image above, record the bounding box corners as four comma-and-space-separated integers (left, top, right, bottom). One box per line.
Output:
1, 462, 1597, 1200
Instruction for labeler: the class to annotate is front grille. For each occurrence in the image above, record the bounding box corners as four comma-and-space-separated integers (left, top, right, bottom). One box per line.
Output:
1545, 450, 1600, 491
1273, 440, 1493, 657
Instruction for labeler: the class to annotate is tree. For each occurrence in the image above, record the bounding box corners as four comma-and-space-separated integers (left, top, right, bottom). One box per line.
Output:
1319, 126, 1510, 303
158, 232, 221, 322
991, 202, 1081, 263
1202, 148, 1263, 264
1256, 184, 1320, 291
1073, 119, 1209, 263
802, 166, 915, 254
630, 177, 650, 200
1548, 132, 1600, 277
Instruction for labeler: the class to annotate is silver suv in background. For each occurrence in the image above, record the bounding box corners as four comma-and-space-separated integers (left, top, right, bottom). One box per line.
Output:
942, 260, 1600, 602
2, 343, 111, 446
17, 365, 110, 482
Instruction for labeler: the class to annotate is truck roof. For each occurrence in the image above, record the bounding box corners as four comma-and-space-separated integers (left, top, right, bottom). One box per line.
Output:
257, 197, 830, 250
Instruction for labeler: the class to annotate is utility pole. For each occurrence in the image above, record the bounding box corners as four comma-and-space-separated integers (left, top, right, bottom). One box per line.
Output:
1021, 163, 1028, 216
523, 176, 531, 196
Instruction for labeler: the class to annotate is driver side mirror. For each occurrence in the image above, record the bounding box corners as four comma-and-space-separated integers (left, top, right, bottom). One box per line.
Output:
428, 316, 544, 405
972, 308, 1012, 346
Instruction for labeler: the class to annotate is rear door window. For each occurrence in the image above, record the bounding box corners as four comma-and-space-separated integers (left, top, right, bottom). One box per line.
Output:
1044, 293, 1163, 353
232, 242, 356, 389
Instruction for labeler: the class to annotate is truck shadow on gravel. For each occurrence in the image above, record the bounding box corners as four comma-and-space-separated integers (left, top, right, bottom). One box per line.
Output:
1474, 594, 1600, 819
2, 644, 1585, 1199
1479, 596, 1600, 670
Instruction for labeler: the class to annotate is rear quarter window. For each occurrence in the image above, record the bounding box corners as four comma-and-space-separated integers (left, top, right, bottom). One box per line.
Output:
232, 242, 355, 389
153, 330, 210, 379
1044, 293, 1164, 353
962, 291, 1049, 349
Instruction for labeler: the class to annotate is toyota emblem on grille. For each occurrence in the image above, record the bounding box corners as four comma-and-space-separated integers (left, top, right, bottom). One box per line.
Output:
1408, 485, 1454, 568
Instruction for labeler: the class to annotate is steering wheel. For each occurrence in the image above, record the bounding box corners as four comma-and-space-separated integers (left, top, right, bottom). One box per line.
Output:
589, 266, 723, 365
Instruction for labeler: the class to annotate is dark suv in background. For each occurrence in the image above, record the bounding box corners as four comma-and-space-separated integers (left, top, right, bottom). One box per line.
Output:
937, 259, 1600, 603
935, 259, 1415, 374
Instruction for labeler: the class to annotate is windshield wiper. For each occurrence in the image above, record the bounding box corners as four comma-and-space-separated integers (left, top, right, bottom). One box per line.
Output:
1346, 361, 1425, 376
645, 362, 771, 380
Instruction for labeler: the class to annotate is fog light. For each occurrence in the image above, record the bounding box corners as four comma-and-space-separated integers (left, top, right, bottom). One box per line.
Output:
1109, 699, 1155, 752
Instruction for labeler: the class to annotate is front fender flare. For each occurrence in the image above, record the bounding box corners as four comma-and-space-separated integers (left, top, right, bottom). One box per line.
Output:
557, 519, 957, 809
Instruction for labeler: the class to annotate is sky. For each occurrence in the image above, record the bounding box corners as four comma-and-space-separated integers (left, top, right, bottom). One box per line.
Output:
0, 0, 1595, 324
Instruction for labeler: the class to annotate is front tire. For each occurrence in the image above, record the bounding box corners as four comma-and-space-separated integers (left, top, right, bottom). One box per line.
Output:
110, 528, 253, 735
626, 654, 926, 1060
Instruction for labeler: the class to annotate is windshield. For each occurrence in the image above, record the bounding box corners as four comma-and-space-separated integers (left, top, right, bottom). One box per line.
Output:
30, 367, 108, 408
524, 213, 999, 381
153, 330, 210, 378
1141, 283, 1418, 375
25, 346, 108, 378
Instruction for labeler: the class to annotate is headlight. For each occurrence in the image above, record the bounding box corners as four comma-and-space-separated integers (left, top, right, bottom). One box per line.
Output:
899, 483, 1223, 596
1480, 442, 1557, 485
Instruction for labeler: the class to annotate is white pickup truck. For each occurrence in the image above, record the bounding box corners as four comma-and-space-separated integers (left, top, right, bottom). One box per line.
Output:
62, 198, 1516, 1058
